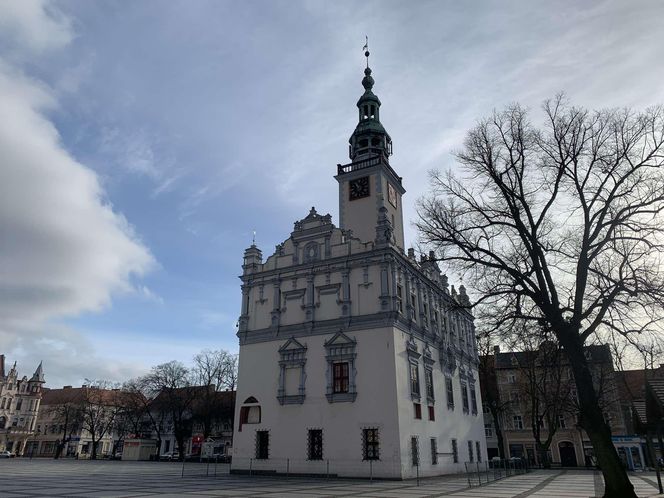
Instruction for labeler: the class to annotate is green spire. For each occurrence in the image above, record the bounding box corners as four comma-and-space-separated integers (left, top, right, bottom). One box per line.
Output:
348, 44, 393, 161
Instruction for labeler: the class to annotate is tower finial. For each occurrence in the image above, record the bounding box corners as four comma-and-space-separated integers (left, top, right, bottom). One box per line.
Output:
252, 229, 256, 246
363, 36, 369, 69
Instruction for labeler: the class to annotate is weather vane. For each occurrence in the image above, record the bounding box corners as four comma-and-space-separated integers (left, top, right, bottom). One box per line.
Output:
252, 229, 256, 246
363, 36, 369, 68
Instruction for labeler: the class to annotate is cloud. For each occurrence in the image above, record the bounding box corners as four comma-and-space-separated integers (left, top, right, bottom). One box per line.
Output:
0, 1, 155, 384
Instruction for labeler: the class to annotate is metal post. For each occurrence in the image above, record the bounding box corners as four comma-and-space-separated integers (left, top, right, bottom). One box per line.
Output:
287, 458, 290, 478
646, 432, 663, 494
214, 456, 217, 477
249, 458, 253, 477
466, 463, 472, 487
370, 459, 373, 483
206, 459, 210, 477
181, 458, 185, 478
326, 459, 329, 480
416, 461, 420, 486
477, 461, 481, 485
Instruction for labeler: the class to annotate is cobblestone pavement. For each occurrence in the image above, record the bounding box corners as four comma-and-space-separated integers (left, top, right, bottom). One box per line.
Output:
0, 460, 662, 497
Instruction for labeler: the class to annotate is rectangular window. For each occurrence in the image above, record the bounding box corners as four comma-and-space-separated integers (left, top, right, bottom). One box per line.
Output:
410, 363, 420, 396
461, 382, 469, 413
451, 439, 458, 463
414, 403, 422, 419
446, 377, 454, 409
470, 386, 477, 414
411, 437, 419, 466
363, 428, 379, 460
468, 440, 474, 462
430, 438, 438, 465
256, 430, 269, 460
307, 429, 323, 460
484, 422, 493, 438
164, 440, 170, 453
428, 405, 435, 421
396, 285, 403, 313
425, 369, 434, 400
513, 415, 523, 430
558, 414, 567, 429
333, 362, 349, 393
476, 441, 482, 462
508, 373, 516, 383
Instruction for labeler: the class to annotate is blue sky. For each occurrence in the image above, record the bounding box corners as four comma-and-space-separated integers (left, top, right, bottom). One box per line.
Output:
1, 0, 663, 387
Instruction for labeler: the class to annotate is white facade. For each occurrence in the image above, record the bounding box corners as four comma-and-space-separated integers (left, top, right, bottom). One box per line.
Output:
231, 59, 485, 479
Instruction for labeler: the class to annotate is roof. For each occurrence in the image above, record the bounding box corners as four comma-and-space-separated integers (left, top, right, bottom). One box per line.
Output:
41, 386, 121, 406
492, 344, 612, 369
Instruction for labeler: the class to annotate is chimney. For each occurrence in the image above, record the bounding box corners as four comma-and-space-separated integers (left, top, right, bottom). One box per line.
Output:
63, 386, 72, 389
493, 345, 500, 355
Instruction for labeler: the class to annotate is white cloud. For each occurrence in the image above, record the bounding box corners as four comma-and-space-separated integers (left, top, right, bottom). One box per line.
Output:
0, 1, 155, 383
0, 0, 73, 55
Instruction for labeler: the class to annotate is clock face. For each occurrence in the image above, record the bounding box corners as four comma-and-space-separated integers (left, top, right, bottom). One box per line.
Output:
349, 176, 370, 200
387, 183, 397, 208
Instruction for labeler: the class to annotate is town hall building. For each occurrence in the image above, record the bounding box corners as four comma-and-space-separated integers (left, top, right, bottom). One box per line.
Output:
231, 52, 485, 478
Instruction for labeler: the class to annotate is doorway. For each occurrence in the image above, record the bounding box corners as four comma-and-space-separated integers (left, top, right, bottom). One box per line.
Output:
559, 441, 577, 467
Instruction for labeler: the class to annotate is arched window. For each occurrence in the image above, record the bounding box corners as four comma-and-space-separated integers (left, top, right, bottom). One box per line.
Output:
239, 397, 261, 431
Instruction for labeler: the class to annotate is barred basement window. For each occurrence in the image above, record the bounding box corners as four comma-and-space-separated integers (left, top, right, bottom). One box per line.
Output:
451, 439, 458, 463
411, 436, 419, 466
362, 428, 379, 460
431, 438, 438, 465
468, 440, 474, 462
255, 430, 269, 460
307, 429, 323, 460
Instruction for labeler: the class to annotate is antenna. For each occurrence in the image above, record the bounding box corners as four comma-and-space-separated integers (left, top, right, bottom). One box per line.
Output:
363, 36, 370, 68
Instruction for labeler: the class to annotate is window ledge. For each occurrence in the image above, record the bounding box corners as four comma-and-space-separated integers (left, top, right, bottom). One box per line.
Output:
326, 392, 357, 403
277, 395, 305, 405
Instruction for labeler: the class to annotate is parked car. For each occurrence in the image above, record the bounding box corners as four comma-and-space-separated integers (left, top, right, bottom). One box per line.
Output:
0, 450, 16, 458
160, 451, 180, 461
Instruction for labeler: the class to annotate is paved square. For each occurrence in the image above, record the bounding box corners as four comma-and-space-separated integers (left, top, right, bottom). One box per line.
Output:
0, 460, 662, 497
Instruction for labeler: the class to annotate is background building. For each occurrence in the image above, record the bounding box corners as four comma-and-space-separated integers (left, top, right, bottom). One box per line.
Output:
0, 355, 44, 455
481, 344, 640, 468
231, 55, 485, 479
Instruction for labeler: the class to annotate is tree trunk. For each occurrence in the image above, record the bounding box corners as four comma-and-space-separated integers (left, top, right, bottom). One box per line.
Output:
490, 406, 505, 458
91, 434, 97, 460
562, 334, 636, 498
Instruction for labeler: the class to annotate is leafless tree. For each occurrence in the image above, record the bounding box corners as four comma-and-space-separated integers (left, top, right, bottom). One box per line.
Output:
191, 350, 238, 439
142, 361, 196, 461
417, 96, 664, 497
79, 380, 122, 460
49, 398, 83, 459
123, 378, 167, 457
477, 332, 509, 459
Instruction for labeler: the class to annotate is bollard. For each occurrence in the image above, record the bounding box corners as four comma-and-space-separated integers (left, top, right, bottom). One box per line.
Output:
370, 459, 373, 483
326, 459, 330, 480
249, 458, 253, 477
416, 461, 420, 486
286, 458, 290, 478
214, 456, 217, 477
206, 459, 210, 477
181, 458, 185, 478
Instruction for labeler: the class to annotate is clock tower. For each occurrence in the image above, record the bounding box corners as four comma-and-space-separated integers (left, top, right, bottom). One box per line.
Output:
335, 49, 406, 250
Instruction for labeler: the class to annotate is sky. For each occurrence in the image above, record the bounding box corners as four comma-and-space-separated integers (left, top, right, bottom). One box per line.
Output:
1, 0, 664, 387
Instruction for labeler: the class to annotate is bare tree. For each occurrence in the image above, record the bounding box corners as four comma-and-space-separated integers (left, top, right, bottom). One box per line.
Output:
123, 378, 167, 458
417, 96, 664, 497
142, 361, 196, 461
192, 350, 238, 439
49, 397, 83, 459
79, 380, 122, 460
477, 332, 509, 459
